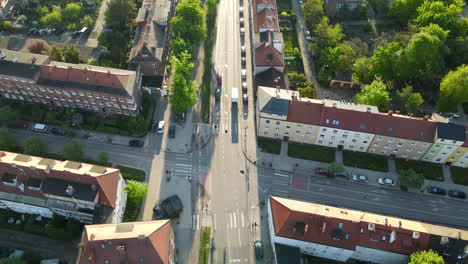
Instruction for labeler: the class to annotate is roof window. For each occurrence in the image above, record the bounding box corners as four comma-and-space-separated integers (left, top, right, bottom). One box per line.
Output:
293, 222, 305, 234
359, 123, 366, 129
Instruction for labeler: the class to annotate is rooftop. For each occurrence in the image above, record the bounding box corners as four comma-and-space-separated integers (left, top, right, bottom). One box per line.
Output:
374, 113, 437, 142
320, 106, 378, 134
255, 42, 284, 67
437, 123, 465, 142
255, 68, 285, 89
257, 86, 298, 116
253, 0, 280, 33
287, 100, 323, 125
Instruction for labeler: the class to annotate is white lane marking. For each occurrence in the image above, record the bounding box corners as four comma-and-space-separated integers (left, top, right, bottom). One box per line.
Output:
197, 214, 200, 230
229, 212, 233, 229
274, 173, 289, 178
233, 212, 237, 228
237, 228, 241, 245
213, 213, 217, 230
241, 211, 245, 227
177, 163, 191, 167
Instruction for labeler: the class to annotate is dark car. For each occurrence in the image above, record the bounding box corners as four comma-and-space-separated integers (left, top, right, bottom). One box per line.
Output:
54, 28, 64, 35
14, 121, 28, 129
241, 57, 246, 67
168, 125, 176, 138
151, 121, 158, 133
254, 240, 263, 259
427, 186, 447, 195
153, 195, 183, 219
129, 139, 144, 147
28, 28, 37, 35
448, 190, 466, 199
315, 168, 331, 176
71, 31, 80, 38
215, 88, 221, 101
334, 171, 349, 178
216, 74, 222, 85
50, 128, 65, 136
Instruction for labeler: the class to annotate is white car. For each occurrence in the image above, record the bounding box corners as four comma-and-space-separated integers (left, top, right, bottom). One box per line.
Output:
378, 178, 395, 186
305, 30, 312, 41
240, 28, 245, 35
241, 69, 247, 80
157, 121, 165, 134
352, 175, 368, 182
298, 0, 304, 3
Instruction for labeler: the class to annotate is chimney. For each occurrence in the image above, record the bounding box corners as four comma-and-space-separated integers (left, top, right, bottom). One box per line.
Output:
107, 71, 111, 76
332, 103, 337, 108
412, 232, 420, 239
138, 234, 146, 240
389, 231, 396, 243
90, 234, 95, 241
321, 222, 327, 233
116, 245, 126, 254
31, 57, 36, 64
387, 110, 393, 116
384, 218, 388, 225
366, 107, 372, 113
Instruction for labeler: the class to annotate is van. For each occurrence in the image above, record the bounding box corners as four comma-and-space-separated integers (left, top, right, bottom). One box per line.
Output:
32, 123, 48, 132
157, 121, 165, 134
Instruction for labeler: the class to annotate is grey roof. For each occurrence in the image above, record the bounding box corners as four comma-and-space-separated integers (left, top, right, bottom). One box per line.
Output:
261, 97, 290, 116
42, 177, 98, 202
274, 243, 301, 264
37, 78, 130, 96
437, 123, 465, 141
0, 60, 40, 79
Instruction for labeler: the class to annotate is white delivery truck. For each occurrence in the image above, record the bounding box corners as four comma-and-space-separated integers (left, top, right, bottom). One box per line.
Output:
232, 87, 239, 103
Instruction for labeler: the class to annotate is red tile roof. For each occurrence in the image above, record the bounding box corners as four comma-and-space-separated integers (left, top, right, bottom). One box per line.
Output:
374, 114, 437, 142
319, 106, 378, 133
255, 42, 284, 67
270, 196, 435, 256
253, 7, 280, 33
287, 100, 323, 125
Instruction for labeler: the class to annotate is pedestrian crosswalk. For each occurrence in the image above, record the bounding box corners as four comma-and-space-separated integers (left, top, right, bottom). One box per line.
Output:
192, 210, 250, 230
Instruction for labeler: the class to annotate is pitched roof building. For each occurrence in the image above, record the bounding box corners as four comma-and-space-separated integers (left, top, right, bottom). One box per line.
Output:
0, 151, 127, 224
77, 220, 175, 264
268, 196, 468, 264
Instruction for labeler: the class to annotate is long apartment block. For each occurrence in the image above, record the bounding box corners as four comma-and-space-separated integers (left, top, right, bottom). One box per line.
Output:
256, 86, 468, 167
0, 151, 127, 224
0, 49, 142, 116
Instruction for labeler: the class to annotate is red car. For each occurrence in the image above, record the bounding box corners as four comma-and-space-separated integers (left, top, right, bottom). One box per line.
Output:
315, 168, 331, 176
14, 121, 28, 129
216, 74, 222, 85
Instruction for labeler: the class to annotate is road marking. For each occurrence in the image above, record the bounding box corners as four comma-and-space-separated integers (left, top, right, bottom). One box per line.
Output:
229, 213, 233, 228
197, 214, 200, 230
192, 215, 196, 230
213, 213, 217, 230
177, 163, 191, 167
238, 228, 241, 245
274, 172, 289, 178
241, 211, 245, 227
233, 212, 237, 228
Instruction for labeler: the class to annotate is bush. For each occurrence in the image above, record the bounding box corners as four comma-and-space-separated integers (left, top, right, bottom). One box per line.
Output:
257, 138, 282, 154
117, 165, 146, 181
45, 225, 73, 240
451, 166, 468, 186
288, 143, 336, 163
123, 199, 140, 222
343, 151, 388, 172
395, 159, 443, 181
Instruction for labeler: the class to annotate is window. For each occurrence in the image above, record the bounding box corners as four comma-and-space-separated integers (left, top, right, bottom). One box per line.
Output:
354, 133, 360, 138
322, 128, 327, 132
277, 114, 283, 118
363, 141, 368, 144
296, 131, 300, 134
441, 152, 447, 156
331, 136, 336, 140
388, 138, 394, 142
333, 130, 337, 134
111, 97, 117, 101
340, 140, 345, 144
377, 137, 383, 141
265, 120, 270, 124
397, 143, 403, 147
434, 144, 440, 149
403, 153, 408, 158
359, 147, 365, 151
342, 134, 348, 138
429, 151, 435, 154
447, 147, 452, 150
332, 120, 340, 125
393, 149, 399, 153
326, 119, 330, 124
320, 134, 325, 138
87, 93, 93, 97
264, 131, 269, 135
384, 145, 390, 149
328, 141, 333, 145
274, 133, 280, 137
306, 132, 311, 136
79, 92, 85, 96
297, 124, 302, 128
119, 98, 126, 103
411, 142, 416, 146
373, 143, 379, 147
152, 64, 156, 68
285, 132, 289, 135
318, 140, 323, 144
71, 91, 77, 95
417, 150, 423, 154
436, 158, 441, 162
456, 151, 461, 155
103, 96, 109, 100
352, 139, 356, 143
406, 148, 413, 152
286, 126, 291, 130
275, 127, 279, 131
359, 123, 366, 129
264, 125, 269, 129
95, 94, 101, 99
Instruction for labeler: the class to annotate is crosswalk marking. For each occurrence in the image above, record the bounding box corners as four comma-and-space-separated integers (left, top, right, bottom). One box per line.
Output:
233, 212, 237, 228
241, 212, 245, 227
275, 172, 289, 178
197, 214, 200, 230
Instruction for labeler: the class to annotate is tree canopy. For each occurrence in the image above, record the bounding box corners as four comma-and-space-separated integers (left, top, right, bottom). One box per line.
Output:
407, 250, 444, 264
62, 141, 83, 161
62, 45, 82, 64
311, 16, 344, 52
171, 0, 207, 45
61, 3, 82, 30
395, 86, 424, 114
369, 42, 401, 81
302, 0, 324, 29
398, 169, 425, 189
355, 81, 391, 107
352, 57, 374, 84
169, 52, 198, 114
24, 136, 48, 156
318, 44, 356, 73
105, 0, 136, 31
0, 105, 18, 125
0, 128, 17, 151
415, 0, 464, 32
28, 39, 48, 54
124, 180, 148, 203
437, 64, 468, 112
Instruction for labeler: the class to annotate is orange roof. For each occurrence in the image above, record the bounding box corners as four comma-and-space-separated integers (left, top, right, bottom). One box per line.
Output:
287, 100, 323, 125
255, 42, 284, 67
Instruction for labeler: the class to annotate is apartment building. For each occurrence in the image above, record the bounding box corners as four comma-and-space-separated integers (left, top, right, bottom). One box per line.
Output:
0, 0, 28, 20
268, 196, 468, 264
77, 220, 175, 264
0, 151, 127, 224
128, 0, 175, 86
443, 126, 468, 167
422, 123, 466, 164
0, 49, 142, 116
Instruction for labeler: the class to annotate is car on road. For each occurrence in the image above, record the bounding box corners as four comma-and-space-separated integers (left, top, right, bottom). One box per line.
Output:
239, 6, 243, 15
241, 57, 246, 67
50, 127, 65, 136
334, 171, 349, 178
305, 30, 312, 40
427, 186, 447, 195
243, 93, 248, 102
378, 178, 395, 186
157, 121, 165, 134
448, 190, 466, 199
32, 123, 48, 132
254, 240, 263, 259
449, 113, 461, 118
240, 18, 244, 28
151, 121, 157, 133
242, 82, 247, 91
215, 88, 221, 101
168, 125, 176, 138
241, 69, 247, 80
14, 121, 28, 129
216, 74, 222, 85
241, 45, 246, 55
298, 0, 304, 3
153, 195, 183, 219
129, 139, 144, 147
315, 168, 331, 176
71, 31, 80, 38
352, 175, 368, 182
240, 28, 245, 35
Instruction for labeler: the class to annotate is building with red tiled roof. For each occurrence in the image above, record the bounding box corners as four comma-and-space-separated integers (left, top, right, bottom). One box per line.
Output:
254, 42, 284, 74
252, 0, 280, 33
0, 151, 127, 224
77, 220, 175, 264
268, 196, 468, 264
0, 49, 142, 116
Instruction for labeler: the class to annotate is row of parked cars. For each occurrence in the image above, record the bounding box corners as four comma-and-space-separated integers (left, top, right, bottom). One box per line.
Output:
16, 121, 65, 135
28, 26, 89, 38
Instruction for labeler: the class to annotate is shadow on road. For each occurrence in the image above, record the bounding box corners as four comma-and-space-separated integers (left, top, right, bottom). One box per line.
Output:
231, 103, 239, 143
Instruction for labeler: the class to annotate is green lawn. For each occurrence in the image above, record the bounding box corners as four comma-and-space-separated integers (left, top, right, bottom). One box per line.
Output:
343, 151, 389, 172
288, 143, 336, 163
117, 165, 146, 182
451, 166, 468, 186
199, 227, 212, 264
395, 159, 444, 181
257, 138, 282, 154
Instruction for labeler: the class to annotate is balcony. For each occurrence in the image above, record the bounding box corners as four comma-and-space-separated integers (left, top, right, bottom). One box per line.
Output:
2, 173, 17, 186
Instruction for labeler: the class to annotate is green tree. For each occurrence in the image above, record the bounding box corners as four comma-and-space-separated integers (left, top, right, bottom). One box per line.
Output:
128, 116, 146, 135
171, 0, 207, 45
437, 64, 468, 112
169, 52, 198, 113
62, 141, 83, 161
342, 38, 369, 58
62, 3, 82, 30
395, 86, 424, 113
40, 11, 62, 28
288, 72, 307, 89
0, 258, 28, 264
389, 0, 424, 25
407, 250, 444, 264
47, 45, 64, 61
98, 152, 109, 164
414, 0, 464, 32
105, 0, 137, 31
369, 42, 401, 81
297, 81, 316, 98
81, 15, 94, 28
328, 162, 345, 176
170, 37, 193, 57
311, 16, 344, 52
0, 128, 17, 151
398, 169, 425, 189
355, 81, 390, 107
319, 44, 356, 73
24, 136, 48, 156
352, 57, 374, 84
0, 105, 18, 125
302, 0, 324, 29
124, 180, 148, 202
0, 21, 12, 31
62, 45, 82, 63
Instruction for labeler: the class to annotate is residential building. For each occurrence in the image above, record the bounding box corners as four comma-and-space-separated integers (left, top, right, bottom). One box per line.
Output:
0, 0, 28, 20
443, 126, 468, 167
255, 68, 285, 90
422, 123, 466, 164
325, 0, 364, 18
0, 49, 142, 116
268, 196, 468, 264
128, 0, 175, 87
77, 220, 175, 264
368, 113, 436, 160
254, 41, 285, 75
0, 151, 127, 224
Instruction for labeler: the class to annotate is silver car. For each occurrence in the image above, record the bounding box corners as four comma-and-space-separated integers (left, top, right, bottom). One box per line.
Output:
352, 175, 368, 182
378, 178, 395, 186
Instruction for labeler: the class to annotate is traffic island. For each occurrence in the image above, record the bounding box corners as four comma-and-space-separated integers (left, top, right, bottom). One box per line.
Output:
199, 227, 212, 264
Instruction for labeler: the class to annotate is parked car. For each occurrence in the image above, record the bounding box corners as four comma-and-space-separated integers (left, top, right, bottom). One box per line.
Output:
240, 28, 245, 35
448, 190, 466, 199
54, 28, 64, 35
241, 57, 246, 67
153, 195, 183, 219
239, 6, 243, 15
243, 93, 248, 102
254, 240, 263, 259
298, 0, 304, 3
71, 31, 80, 38
158, 121, 165, 134
217, 74, 222, 85
241, 69, 247, 80
151, 121, 157, 133
168, 125, 176, 138
14, 121, 28, 129
242, 82, 247, 91
241, 45, 246, 55
427, 186, 447, 195
129, 139, 144, 147
32, 123, 48, 132
215, 88, 221, 101
28, 28, 37, 35
305, 30, 312, 41
334, 171, 349, 178
315, 168, 330, 176
50, 127, 65, 136
378, 178, 395, 186
352, 175, 368, 182
240, 18, 244, 27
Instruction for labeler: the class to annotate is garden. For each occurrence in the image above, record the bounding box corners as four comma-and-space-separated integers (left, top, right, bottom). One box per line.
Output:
395, 159, 444, 181
288, 142, 335, 163
343, 150, 389, 172
451, 166, 468, 186
257, 137, 282, 154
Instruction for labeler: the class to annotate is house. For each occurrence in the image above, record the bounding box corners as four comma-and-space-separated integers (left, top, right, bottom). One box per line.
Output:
128, 0, 175, 87
0, 151, 127, 224
77, 220, 176, 264
422, 123, 466, 164
254, 41, 285, 75
0, 0, 28, 20
0, 49, 142, 116
268, 196, 468, 264
325, 0, 364, 18
443, 126, 468, 167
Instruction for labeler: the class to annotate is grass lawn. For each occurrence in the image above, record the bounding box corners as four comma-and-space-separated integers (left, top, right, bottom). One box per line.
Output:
117, 165, 146, 182
257, 138, 282, 154
199, 227, 212, 264
288, 143, 336, 163
343, 151, 389, 172
395, 159, 444, 181
451, 166, 468, 186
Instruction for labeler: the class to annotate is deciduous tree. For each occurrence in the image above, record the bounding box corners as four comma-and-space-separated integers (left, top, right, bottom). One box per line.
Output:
437, 64, 468, 112
328, 162, 345, 176
40, 11, 62, 28
343, 38, 369, 58
124, 180, 148, 202
47, 45, 64, 61
388, 0, 424, 25
395, 86, 424, 114
98, 152, 109, 164
311, 16, 344, 52
407, 250, 444, 264
398, 169, 425, 189
0, 105, 18, 125
318, 44, 356, 73
171, 0, 207, 45
355, 81, 390, 107
105, 0, 136, 31
28, 39, 49, 54
62, 45, 82, 64
297, 81, 316, 98
62, 3, 82, 30
369, 42, 401, 81
24, 136, 48, 156
62, 141, 83, 161
352, 57, 374, 84
415, 0, 464, 32
303, 0, 324, 29
0, 128, 17, 151
169, 52, 198, 114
